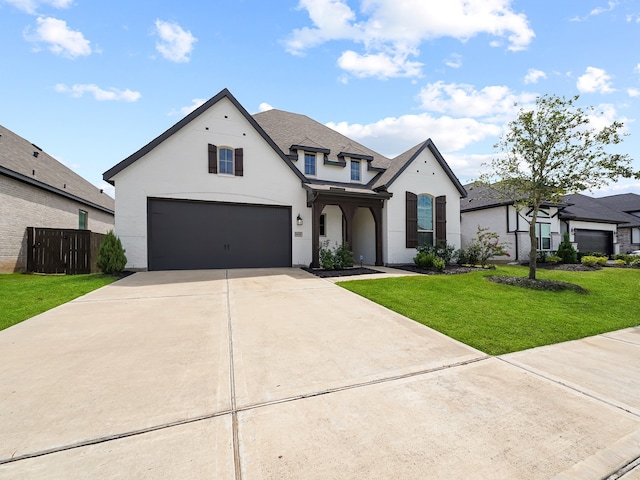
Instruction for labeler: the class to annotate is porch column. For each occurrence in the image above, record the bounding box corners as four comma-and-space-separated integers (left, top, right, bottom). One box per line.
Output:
311, 200, 326, 268
340, 204, 357, 250
370, 205, 384, 266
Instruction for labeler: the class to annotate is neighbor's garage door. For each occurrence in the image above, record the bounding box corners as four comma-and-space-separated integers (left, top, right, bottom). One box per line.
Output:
148, 198, 291, 271
574, 229, 613, 256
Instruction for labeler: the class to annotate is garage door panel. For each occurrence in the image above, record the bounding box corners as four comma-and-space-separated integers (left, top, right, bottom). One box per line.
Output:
574, 229, 613, 256
148, 199, 291, 271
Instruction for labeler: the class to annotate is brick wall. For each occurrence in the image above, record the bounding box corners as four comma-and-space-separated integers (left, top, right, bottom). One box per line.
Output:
617, 227, 640, 254
0, 176, 114, 272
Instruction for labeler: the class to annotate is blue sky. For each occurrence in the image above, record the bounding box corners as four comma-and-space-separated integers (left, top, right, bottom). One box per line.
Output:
1, 0, 639, 198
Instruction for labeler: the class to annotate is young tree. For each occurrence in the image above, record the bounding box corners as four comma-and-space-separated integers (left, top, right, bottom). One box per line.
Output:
479, 94, 634, 280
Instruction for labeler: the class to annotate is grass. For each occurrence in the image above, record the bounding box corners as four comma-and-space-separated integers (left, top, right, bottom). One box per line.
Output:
338, 265, 640, 355
0, 273, 119, 331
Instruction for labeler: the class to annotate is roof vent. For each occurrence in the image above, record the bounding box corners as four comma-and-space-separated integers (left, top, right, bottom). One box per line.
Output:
31, 143, 42, 151
33, 151, 39, 158
32, 169, 35, 175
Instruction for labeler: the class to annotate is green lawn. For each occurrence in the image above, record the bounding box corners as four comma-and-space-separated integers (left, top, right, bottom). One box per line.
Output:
0, 273, 119, 331
338, 265, 640, 355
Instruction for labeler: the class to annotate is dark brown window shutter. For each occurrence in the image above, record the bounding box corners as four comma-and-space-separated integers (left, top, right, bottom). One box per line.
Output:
435, 195, 446, 246
406, 191, 418, 248
234, 148, 243, 176
208, 144, 217, 174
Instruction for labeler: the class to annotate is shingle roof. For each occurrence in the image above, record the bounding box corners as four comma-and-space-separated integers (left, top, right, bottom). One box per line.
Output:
1, 124, 114, 213
252, 109, 391, 170
460, 183, 564, 212
596, 193, 640, 214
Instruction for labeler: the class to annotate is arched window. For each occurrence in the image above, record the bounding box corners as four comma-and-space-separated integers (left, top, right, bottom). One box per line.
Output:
417, 194, 434, 246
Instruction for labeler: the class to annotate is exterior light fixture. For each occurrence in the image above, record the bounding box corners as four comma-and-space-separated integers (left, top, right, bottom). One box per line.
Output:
296, 214, 303, 226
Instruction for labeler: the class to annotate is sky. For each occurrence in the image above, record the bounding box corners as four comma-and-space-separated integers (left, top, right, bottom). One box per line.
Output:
1, 0, 639, 199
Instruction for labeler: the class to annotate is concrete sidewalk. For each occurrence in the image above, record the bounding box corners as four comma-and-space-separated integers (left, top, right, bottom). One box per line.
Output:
0, 268, 639, 478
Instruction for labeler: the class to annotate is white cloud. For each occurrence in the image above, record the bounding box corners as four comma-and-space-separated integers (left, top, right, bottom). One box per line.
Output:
2, 0, 72, 14
55, 83, 141, 102
337, 49, 423, 78
24, 16, 91, 58
523, 68, 546, 84
571, 1, 617, 21
576, 66, 615, 93
635, 63, 640, 74
154, 20, 197, 63
417, 81, 537, 120
628, 88, 640, 98
327, 113, 501, 155
169, 98, 206, 116
258, 102, 274, 112
285, 0, 534, 79
444, 53, 462, 69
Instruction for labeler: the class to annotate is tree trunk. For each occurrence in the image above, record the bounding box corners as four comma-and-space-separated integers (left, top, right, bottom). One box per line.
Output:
528, 220, 537, 279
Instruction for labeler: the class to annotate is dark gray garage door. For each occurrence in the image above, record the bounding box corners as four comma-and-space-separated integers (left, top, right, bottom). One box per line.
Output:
148, 198, 291, 271
574, 229, 613, 256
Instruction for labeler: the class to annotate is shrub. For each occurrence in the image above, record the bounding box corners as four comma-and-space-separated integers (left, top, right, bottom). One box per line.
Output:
556, 233, 578, 264
457, 227, 509, 267
614, 259, 627, 266
433, 257, 446, 272
537, 250, 548, 263
547, 255, 561, 264
613, 254, 633, 265
414, 251, 438, 268
632, 257, 640, 268
318, 241, 353, 270
97, 230, 127, 275
581, 255, 606, 267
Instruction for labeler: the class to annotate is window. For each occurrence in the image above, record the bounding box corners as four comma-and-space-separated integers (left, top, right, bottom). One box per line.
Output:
208, 144, 243, 176
219, 147, 234, 175
536, 223, 551, 250
319, 214, 326, 237
79, 210, 87, 230
304, 153, 316, 176
350, 160, 361, 182
417, 194, 434, 246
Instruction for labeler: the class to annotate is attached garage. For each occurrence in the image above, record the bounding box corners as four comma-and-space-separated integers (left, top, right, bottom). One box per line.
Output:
148, 198, 291, 271
574, 229, 613, 256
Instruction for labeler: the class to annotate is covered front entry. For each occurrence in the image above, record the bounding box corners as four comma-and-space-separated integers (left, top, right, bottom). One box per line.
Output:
148, 198, 291, 270
309, 190, 389, 268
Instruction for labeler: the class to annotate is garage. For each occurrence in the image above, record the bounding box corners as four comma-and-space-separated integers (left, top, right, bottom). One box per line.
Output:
574, 229, 613, 256
148, 198, 291, 271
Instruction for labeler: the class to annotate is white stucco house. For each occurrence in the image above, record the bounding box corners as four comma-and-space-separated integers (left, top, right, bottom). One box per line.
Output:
461, 184, 636, 261
103, 88, 467, 271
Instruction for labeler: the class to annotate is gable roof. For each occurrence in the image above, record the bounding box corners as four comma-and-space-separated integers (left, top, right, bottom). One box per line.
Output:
372, 139, 466, 197
103, 88, 306, 184
0, 124, 114, 214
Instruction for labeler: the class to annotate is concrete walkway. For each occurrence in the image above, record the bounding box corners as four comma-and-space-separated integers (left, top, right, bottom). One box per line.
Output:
0, 268, 639, 479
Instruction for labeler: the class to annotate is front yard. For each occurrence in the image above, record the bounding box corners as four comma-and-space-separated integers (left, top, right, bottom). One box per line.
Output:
338, 265, 640, 355
0, 273, 118, 331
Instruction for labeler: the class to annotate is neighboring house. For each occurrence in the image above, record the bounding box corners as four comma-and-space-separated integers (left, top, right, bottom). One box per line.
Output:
0, 125, 115, 273
593, 193, 640, 253
460, 184, 566, 262
460, 185, 638, 260
103, 88, 467, 271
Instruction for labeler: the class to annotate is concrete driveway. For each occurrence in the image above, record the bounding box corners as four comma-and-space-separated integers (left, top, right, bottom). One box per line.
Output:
1, 268, 639, 479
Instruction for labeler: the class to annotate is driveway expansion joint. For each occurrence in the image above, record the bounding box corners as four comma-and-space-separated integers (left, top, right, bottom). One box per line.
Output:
497, 356, 640, 419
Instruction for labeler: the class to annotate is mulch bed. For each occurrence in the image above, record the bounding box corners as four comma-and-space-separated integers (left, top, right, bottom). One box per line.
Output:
301, 267, 382, 278
393, 264, 490, 275
486, 275, 588, 294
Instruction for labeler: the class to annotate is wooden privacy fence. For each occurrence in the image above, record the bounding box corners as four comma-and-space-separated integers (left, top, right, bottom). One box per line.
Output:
26, 227, 106, 274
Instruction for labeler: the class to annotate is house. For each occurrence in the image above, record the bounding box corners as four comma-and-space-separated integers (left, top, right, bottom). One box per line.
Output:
592, 193, 640, 253
103, 88, 466, 271
460, 185, 637, 260
0, 125, 115, 273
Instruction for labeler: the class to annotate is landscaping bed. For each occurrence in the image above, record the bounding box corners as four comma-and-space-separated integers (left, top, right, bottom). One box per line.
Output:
393, 264, 488, 275
302, 267, 382, 278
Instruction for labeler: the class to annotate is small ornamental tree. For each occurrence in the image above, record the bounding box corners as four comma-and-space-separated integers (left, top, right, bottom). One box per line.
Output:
479, 94, 635, 280
556, 232, 578, 264
97, 230, 127, 275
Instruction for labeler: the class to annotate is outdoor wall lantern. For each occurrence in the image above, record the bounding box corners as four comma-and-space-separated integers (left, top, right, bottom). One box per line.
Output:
296, 214, 303, 226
